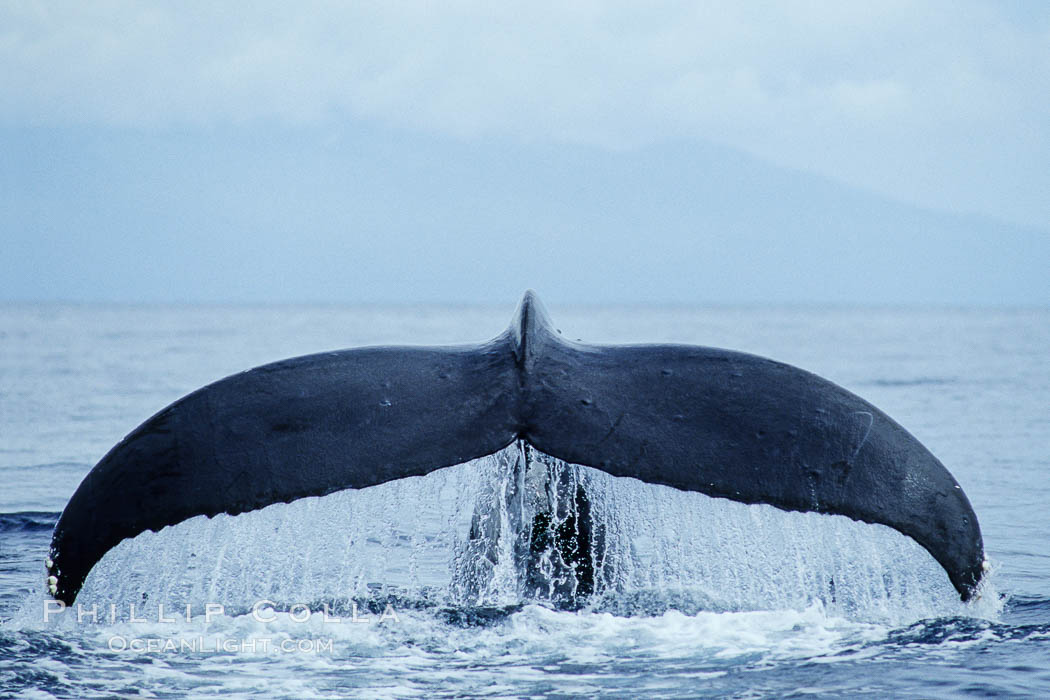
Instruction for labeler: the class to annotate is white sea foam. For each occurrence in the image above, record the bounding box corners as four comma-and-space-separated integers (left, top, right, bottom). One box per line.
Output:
8, 600, 908, 699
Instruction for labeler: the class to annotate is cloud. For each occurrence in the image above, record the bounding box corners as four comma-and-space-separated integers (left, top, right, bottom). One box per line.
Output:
1, 1, 1048, 229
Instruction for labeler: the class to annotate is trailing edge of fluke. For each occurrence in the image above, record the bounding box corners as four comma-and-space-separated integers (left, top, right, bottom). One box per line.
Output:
47, 291, 986, 604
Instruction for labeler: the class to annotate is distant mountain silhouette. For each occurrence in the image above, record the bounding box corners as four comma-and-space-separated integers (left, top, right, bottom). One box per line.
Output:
3, 123, 1046, 304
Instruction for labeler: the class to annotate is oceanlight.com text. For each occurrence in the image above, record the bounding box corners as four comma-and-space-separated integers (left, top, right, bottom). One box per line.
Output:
106, 635, 335, 654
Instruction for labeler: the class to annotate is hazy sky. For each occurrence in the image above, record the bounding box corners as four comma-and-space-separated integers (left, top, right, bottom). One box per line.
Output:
2, 2, 1047, 304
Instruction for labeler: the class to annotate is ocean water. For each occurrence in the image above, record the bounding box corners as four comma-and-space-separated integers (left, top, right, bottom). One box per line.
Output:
1, 302, 1048, 698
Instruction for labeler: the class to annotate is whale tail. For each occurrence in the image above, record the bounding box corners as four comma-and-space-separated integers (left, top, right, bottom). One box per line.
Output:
48, 291, 984, 605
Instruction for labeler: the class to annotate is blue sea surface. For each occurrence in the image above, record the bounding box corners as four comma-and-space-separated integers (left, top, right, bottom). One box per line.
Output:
1, 303, 1048, 698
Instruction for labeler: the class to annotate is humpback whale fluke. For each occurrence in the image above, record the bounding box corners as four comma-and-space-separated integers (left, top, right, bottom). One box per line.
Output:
47, 291, 985, 604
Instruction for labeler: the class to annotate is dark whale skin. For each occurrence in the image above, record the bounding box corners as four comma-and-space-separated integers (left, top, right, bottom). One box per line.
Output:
47, 291, 984, 604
